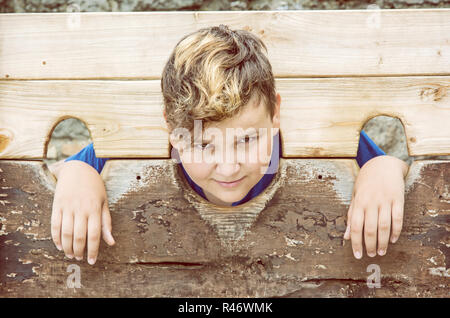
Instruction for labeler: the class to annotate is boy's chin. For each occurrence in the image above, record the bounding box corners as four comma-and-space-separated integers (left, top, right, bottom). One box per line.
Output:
212, 190, 247, 205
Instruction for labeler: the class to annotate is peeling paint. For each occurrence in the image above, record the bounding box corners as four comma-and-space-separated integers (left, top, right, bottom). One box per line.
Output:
103, 160, 170, 205
405, 161, 426, 193
428, 267, 450, 277
0, 157, 448, 297
285, 236, 304, 247
19, 258, 32, 265
285, 253, 298, 261
287, 159, 356, 205
427, 256, 438, 265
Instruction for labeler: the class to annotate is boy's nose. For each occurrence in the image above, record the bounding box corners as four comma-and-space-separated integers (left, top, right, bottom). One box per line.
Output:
215, 162, 241, 179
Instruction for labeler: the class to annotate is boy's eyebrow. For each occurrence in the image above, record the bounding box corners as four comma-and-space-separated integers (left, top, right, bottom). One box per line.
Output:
194, 130, 261, 144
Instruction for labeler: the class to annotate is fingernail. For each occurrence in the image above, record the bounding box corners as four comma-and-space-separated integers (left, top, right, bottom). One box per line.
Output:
66, 254, 73, 259
75, 256, 82, 261
354, 251, 362, 259
368, 252, 376, 257
56, 245, 62, 251
378, 249, 386, 256
344, 226, 349, 237
88, 257, 96, 265
391, 236, 398, 243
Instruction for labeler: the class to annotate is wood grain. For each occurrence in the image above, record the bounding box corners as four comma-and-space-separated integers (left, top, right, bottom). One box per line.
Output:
0, 77, 449, 159
0, 10, 449, 79
0, 159, 448, 297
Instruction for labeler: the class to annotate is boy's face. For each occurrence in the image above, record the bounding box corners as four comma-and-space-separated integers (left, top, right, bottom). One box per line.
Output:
168, 92, 281, 206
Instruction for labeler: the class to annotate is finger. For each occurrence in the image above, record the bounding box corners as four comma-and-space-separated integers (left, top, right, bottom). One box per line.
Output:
350, 205, 364, 259
344, 199, 354, 240
101, 200, 115, 246
51, 201, 63, 251
73, 214, 87, 261
61, 210, 74, 258
364, 205, 379, 257
377, 203, 391, 256
391, 199, 404, 243
87, 213, 101, 265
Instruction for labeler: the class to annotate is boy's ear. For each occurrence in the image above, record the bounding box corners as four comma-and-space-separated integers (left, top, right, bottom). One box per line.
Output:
272, 93, 281, 136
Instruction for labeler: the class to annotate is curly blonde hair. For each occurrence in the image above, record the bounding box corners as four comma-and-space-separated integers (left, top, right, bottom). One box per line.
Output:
161, 24, 277, 143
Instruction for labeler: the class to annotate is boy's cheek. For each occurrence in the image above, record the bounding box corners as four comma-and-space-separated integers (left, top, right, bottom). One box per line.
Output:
182, 161, 213, 180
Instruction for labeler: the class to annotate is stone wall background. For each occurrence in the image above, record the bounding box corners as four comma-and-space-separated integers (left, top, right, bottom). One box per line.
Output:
1, 0, 448, 165
2, 0, 450, 12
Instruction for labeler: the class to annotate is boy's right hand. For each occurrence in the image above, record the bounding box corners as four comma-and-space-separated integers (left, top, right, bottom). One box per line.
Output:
51, 160, 115, 265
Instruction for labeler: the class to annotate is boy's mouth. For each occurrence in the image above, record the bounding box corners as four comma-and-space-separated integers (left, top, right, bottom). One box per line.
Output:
215, 176, 246, 188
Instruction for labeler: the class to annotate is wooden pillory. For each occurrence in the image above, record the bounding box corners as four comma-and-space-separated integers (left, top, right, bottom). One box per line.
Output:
0, 10, 449, 297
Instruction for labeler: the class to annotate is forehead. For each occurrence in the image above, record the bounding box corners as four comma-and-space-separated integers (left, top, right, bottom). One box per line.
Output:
205, 95, 269, 132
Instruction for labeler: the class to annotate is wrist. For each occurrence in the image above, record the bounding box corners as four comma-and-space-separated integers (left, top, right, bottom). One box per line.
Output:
363, 155, 409, 178
382, 155, 409, 178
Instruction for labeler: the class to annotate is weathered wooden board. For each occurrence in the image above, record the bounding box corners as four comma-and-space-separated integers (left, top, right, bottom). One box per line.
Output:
0, 159, 448, 297
1, 10, 450, 79
1, 77, 449, 159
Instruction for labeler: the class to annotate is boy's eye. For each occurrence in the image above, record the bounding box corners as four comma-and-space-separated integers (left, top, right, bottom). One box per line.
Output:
194, 135, 258, 151
194, 143, 213, 151
238, 135, 258, 144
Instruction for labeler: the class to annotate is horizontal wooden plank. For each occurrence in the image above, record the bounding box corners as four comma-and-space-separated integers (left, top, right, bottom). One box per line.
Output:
0, 159, 448, 296
281, 76, 450, 157
0, 9, 449, 79
0, 80, 169, 159
0, 77, 449, 159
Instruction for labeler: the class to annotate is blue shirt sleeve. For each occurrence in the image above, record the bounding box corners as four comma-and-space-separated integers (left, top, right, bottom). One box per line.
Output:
355, 130, 386, 168
64, 142, 109, 175
64, 129, 383, 177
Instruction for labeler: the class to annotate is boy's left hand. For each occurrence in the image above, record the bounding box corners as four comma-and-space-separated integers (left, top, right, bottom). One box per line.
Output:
344, 155, 409, 259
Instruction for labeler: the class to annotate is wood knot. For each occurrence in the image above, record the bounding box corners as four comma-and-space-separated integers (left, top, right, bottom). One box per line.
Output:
419, 86, 447, 102
0, 133, 12, 153
433, 86, 447, 101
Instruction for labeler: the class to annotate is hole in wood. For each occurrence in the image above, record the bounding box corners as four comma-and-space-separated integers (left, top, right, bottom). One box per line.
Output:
44, 118, 92, 178
361, 115, 450, 164
361, 115, 412, 165
170, 155, 287, 244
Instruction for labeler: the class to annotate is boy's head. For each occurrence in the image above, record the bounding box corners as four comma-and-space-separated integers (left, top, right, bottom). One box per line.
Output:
161, 24, 281, 206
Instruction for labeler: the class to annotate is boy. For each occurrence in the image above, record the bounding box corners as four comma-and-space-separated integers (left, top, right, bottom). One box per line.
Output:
50, 25, 409, 265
